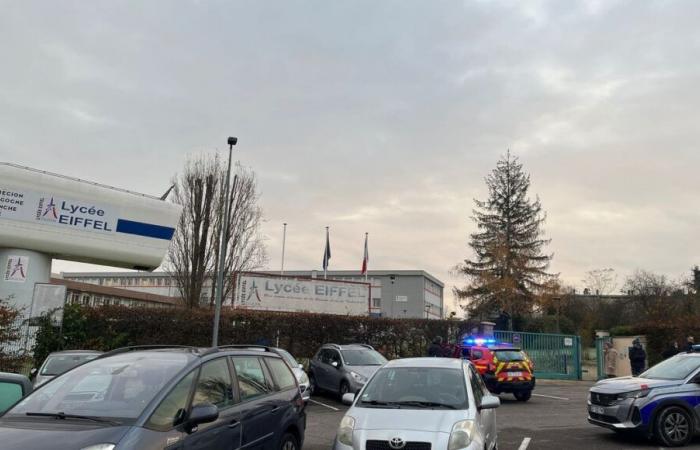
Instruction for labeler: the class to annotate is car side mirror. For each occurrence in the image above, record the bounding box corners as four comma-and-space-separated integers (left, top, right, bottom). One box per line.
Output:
298, 364, 304, 370
29, 368, 37, 377
342, 393, 355, 405
186, 403, 219, 432
479, 395, 500, 411
331, 361, 340, 368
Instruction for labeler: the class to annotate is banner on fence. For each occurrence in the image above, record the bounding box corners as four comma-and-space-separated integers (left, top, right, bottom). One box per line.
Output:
234, 273, 370, 316
30, 283, 67, 325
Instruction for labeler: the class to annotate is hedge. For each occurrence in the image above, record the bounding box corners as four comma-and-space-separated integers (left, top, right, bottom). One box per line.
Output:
32, 304, 461, 366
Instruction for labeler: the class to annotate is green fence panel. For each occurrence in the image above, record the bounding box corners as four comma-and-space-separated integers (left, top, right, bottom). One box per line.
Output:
494, 331, 582, 380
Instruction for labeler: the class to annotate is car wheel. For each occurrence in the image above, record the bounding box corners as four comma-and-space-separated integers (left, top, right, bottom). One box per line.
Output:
655, 406, 694, 447
280, 432, 299, 450
340, 380, 350, 397
514, 390, 531, 402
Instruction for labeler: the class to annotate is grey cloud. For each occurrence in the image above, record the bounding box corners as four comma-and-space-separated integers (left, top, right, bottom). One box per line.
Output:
2, 1, 699, 312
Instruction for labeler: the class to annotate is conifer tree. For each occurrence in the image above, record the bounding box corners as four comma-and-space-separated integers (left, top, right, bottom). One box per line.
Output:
456, 152, 554, 326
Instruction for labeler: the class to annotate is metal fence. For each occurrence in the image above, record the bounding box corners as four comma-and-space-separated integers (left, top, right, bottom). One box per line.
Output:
495, 330, 582, 380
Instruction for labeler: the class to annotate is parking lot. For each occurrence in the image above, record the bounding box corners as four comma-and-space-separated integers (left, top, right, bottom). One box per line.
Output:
304, 380, 700, 450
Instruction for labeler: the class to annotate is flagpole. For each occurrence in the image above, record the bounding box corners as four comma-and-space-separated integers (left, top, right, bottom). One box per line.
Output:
280, 223, 287, 276
324, 226, 329, 279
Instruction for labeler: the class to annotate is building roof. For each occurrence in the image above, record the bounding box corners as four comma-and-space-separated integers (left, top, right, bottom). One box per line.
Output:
61, 269, 446, 288
50, 278, 181, 306
280, 270, 445, 288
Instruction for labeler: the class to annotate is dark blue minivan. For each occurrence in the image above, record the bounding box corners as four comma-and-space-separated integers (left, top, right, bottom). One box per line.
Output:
0, 345, 306, 450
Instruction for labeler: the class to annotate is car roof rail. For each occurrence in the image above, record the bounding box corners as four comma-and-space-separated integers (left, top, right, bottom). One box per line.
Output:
347, 343, 374, 350
203, 345, 281, 356
324, 343, 342, 349
98, 345, 203, 359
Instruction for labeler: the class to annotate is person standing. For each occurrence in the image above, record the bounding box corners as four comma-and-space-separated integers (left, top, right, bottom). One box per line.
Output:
629, 338, 646, 377
662, 341, 679, 359
604, 342, 618, 378
428, 336, 444, 357
685, 336, 695, 352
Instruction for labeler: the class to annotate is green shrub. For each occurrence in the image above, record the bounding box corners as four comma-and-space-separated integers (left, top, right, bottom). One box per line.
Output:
31, 306, 457, 359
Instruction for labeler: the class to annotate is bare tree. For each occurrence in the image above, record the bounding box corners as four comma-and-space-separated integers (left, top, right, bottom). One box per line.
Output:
166, 154, 267, 309
210, 162, 267, 306
582, 268, 618, 296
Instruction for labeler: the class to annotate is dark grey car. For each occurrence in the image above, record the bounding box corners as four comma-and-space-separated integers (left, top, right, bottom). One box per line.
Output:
0, 345, 306, 450
309, 344, 386, 396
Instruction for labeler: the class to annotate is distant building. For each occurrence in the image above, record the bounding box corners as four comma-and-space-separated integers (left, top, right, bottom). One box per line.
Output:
52, 277, 180, 309
61, 269, 445, 319
274, 270, 444, 319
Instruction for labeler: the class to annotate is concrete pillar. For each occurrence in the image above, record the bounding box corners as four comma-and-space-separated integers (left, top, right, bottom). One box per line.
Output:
0, 248, 51, 315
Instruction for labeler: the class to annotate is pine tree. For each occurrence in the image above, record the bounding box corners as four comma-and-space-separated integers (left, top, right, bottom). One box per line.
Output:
456, 152, 554, 326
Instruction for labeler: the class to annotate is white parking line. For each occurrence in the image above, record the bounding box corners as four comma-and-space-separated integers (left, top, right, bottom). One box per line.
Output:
518, 437, 531, 450
532, 393, 569, 401
308, 398, 341, 411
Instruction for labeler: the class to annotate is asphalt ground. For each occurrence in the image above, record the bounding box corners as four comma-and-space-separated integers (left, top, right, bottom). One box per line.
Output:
303, 380, 700, 450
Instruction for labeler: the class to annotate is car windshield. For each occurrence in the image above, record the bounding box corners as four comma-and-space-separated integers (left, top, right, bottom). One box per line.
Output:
341, 349, 387, 366
276, 349, 299, 368
40, 353, 100, 376
358, 367, 468, 410
8, 352, 192, 421
639, 355, 700, 380
493, 350, 525, 362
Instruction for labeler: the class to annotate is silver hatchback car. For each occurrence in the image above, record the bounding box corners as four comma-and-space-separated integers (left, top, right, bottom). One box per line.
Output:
334, 358, 500, 450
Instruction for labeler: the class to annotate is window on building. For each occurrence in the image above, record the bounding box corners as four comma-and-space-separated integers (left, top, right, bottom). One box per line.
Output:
372, 298, 381, 308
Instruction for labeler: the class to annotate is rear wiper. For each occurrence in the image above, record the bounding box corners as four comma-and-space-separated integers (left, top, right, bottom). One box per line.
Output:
25, 412, 119, 425
394, 401, 457, 409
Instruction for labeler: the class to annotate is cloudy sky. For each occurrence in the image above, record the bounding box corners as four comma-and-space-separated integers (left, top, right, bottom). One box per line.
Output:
2, 0, 699, 312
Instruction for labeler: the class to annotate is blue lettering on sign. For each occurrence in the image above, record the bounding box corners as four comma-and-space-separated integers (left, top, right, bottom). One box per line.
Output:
115, 219, 175, 240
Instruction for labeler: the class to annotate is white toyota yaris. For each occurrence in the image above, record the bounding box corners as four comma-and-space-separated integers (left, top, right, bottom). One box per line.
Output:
334, 357, 500, 450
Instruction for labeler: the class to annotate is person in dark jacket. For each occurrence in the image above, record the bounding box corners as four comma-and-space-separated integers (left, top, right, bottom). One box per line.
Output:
661, 341, 679, 360
428, 336, 444, 357
629, 338, 646, 376
685, 336, 695, 352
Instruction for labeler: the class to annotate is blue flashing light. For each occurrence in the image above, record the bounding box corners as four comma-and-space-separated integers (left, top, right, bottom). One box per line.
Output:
462, 335, 498, 346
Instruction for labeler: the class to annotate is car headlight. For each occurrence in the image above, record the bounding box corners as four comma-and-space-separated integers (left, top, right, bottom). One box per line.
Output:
618, 389, 650, 400
299, 371, 309, 385
448, 420, 476, 450
350, 371, 367, 383
80, 445, 115, 450
337, 415, 355, 446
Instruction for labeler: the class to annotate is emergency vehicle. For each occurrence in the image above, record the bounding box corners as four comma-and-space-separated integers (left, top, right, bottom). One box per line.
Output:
448, 336, 536, 401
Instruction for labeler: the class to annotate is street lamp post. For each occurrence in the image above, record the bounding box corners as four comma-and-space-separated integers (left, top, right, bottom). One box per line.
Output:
212, 136, 237, 347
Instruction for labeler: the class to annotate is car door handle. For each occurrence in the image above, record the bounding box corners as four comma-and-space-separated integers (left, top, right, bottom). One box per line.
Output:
270, 406, 280, 413
228, 419, 240, 429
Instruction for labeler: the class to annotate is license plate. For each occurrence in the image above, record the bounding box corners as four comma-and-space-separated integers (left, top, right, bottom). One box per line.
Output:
590, 405, 605, 415
507, 371, 523, 377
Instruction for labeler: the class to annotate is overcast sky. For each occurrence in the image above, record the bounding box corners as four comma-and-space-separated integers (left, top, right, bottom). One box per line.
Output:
2, 0, 699, 313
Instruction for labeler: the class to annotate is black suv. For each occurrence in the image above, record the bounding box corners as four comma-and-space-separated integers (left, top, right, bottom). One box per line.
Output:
0, 345, 306, 450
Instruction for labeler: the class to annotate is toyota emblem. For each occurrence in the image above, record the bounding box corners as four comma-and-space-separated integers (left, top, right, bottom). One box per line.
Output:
389, 437, 406, 449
